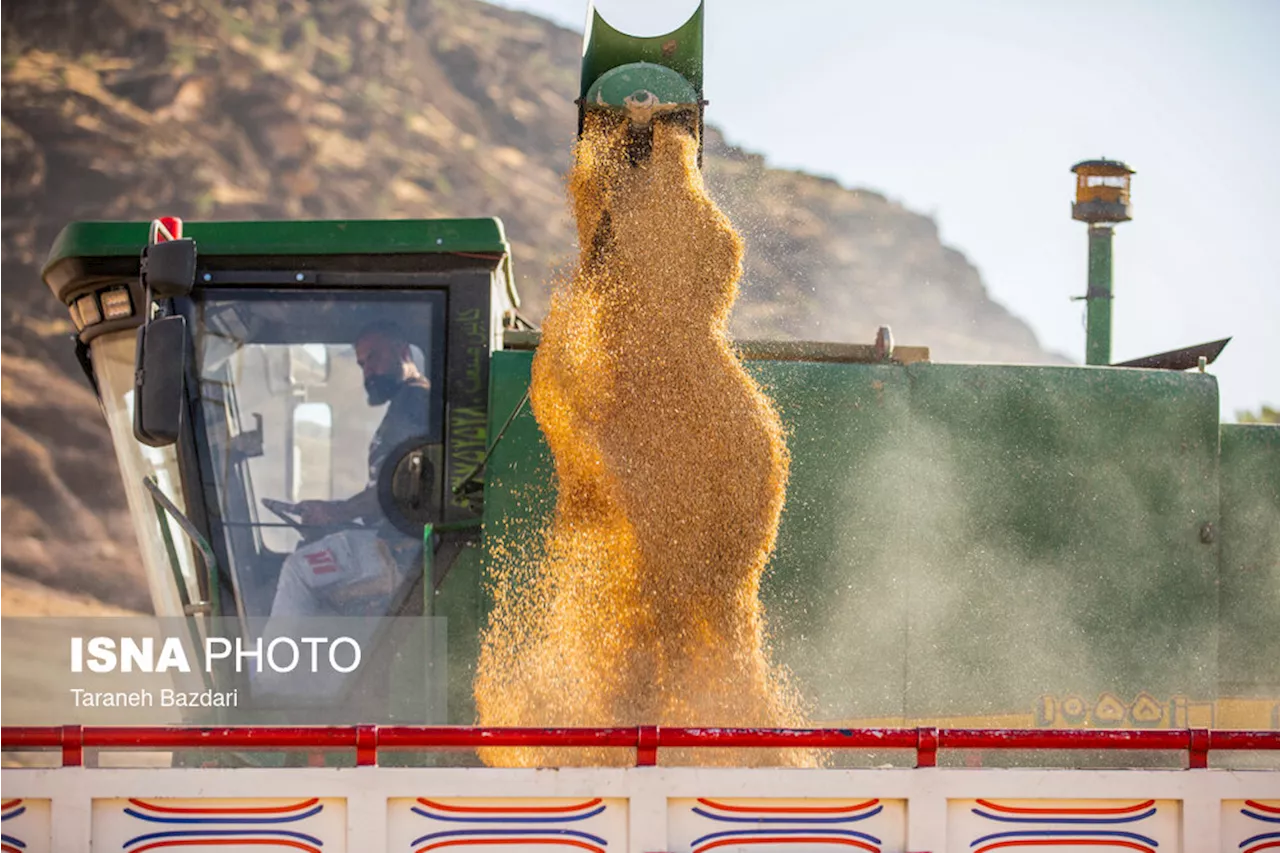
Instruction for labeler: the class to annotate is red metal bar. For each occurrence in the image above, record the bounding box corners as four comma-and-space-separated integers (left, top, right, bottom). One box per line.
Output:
2, 727, 59, 748
636, 725, 659, 766
377, 726, 640, 750
80, 726, 359, 750
355, 725, 378, 767
61, 725, 83, 767
916, 727, 938, 768
938, 728, 1192, 750
656, 727, 920, 750
2, 726, 1277, 769
1209, 729, 1280, 750
1189, 728, 1210, 769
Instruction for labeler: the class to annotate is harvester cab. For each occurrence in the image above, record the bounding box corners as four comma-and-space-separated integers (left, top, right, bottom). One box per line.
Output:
578, 1, 705, 165
41, 217, 517, 724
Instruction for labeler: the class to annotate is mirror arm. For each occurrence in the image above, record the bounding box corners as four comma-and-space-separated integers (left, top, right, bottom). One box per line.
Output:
143, 475, 221, 619
73, 336, 102, 400
229, 412, 265, 461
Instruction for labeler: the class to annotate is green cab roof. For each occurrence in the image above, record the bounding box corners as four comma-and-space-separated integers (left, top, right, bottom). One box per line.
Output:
43, 217, 517, 306
45, 217, 508, 270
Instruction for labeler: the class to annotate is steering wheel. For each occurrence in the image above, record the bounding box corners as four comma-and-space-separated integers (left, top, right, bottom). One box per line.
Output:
261, 498, 309, 535
261, 498, 374, 538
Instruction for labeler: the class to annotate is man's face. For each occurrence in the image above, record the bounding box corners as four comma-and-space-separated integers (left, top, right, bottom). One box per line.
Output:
356, 333, 406, 406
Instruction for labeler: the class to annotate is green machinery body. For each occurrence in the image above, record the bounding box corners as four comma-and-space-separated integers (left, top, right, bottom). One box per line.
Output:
475, 345, 1280, 729
43, 217, 1280, 735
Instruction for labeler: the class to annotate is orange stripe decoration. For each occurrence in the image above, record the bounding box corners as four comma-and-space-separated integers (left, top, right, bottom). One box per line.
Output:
128, 798, 320, 814
697, 798, 879, 814
416, 798, 603, 813
415, 839, 604, 853
130, 840, 320, 853
694, 838, 878, 853
975, 799, 1155, 815
974, 841, 1153, 853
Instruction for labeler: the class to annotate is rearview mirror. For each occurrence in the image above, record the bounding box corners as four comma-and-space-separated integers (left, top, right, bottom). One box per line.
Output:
141, 238, 197, 298
134, 315, 188, 447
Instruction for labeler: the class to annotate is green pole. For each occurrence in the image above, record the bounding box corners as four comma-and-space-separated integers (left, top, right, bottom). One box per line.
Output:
1085, 224, 1114, 366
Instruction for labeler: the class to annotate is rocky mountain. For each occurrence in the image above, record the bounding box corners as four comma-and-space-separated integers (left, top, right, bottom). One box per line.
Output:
1, 0, 1059, 611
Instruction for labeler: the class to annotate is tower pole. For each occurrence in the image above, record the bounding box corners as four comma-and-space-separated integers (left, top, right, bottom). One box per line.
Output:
1085, 224, 1114, 366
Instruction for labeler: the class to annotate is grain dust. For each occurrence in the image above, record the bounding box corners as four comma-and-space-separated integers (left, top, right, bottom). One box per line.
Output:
474, 115, 816, 767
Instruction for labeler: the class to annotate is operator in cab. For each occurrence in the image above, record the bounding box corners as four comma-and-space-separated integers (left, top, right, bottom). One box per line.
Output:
268, 321, 434, 619
294, 322, 432, 528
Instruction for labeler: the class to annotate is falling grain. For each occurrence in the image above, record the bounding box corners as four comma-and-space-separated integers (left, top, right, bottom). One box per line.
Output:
474, 115, 817, 767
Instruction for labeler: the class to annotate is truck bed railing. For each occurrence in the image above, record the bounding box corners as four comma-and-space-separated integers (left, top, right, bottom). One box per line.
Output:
4, 725, 1278, 768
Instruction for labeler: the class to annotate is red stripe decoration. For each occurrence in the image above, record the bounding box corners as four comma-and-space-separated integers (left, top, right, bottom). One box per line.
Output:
0, 801, 20, 810
414, 839, 604, 853
973, 841, 1154, 853
1243, 842, 1280, 853
128, 798, 319, 815
974, 799, 1155, 816
417, 798, 602, 814
1247, 801, 1280, 814
697, 798, 879, 814
129, 841, 320, 853
1, 844, 21, 853
694, 838, 878, 853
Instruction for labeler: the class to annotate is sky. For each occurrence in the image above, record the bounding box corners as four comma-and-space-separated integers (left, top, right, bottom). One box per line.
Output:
490, 0, 1279, 420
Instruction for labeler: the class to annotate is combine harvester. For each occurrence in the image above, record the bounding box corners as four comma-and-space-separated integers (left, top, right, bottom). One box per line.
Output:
4, 3, 1278, 851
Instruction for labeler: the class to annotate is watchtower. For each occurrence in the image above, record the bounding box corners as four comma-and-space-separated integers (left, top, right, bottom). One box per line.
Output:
1072, 158, 1135, 365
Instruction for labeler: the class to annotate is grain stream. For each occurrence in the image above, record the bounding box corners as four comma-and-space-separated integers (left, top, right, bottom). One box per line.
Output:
475, 115, 817, 767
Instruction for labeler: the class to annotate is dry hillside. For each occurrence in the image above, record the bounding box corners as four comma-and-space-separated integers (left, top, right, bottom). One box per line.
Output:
1, 0, 1060, 611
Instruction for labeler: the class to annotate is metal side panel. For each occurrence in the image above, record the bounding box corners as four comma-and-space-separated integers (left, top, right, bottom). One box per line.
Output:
2, 766, 1278, 852
1218, 424, 1280, 702
898, 364, 1221, 725
473, 355, 1226, 730
757, 359, 916, 725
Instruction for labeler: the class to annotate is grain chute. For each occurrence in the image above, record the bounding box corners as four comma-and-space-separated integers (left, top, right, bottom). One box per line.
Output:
578, 1, 705, 164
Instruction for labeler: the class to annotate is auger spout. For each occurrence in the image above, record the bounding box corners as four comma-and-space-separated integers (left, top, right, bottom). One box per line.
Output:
578, 1, 705, 164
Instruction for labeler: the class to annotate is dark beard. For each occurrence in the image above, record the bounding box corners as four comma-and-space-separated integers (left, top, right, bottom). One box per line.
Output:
364, 373, 402, 406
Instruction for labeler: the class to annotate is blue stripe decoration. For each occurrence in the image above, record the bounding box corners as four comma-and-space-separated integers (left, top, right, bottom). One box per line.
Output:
1241, 830, 1280, 848
691, 806, 884, 825
0, 834, 26, 849
409, 828, 609, 847
690, 828, 883, 847
0, 809, 26, 822
124, 828, 325, 848
1242, 811, 1280, 824
971, 807, 1157, 825
971, 829, 1159, 847
410, 805, 607, 824
122, 805, 323, 825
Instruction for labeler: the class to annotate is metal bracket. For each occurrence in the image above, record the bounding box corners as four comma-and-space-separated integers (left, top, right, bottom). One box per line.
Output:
1070, 288, 1114, 302
229, 412, 265, 460
143, 475, 221, 618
